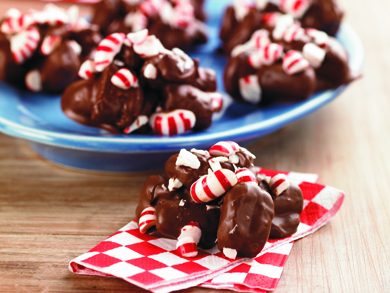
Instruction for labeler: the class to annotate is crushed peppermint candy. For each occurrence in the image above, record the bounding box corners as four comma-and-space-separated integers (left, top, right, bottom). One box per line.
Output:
176, 149, 201, 169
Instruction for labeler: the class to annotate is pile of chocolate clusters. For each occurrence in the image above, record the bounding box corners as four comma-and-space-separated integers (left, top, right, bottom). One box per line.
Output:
221, 1, 354, 105
136, 141, 303, 258
0, 4, 102, 92
91, 0, 207, 50
61, 29, 222, 135
0, 0, 355, 135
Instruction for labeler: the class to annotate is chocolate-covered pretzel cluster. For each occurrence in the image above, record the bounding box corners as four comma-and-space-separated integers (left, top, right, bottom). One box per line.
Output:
221, 0, 343, 53
61, 29, 222, 135
224, 14, 355, 105
91, 0, 207, 51
0, 4, 102, 92
135, 141, 304, 259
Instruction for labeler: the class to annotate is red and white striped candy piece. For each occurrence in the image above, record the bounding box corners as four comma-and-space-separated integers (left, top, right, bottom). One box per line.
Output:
1, 13, 35, 35
280, 0, 310, 18
251, 29, 271, 49
37, 4, 70, 26
235, 168, 258, 186
172, 0, 195, 28
40, 35, 62, 56
149, 109, 196, 136
176, 222, 201, 258
127, 29, 149, 45
302, 43, 326, 68
282, 23, 309, 43
239, 75, 262, 104
248, 43, 283, 68
124, 11, 148, 32
209, 141, 241, 157
138, 206, 156, 234
143, 63, 158, 79
208, 156, 229, 172
25, 69, 42, 92
261, 12, 283, 26
282, 50, 310, 75
269, 173, 290, 196
208, 92, 223, 112
305, 28, 329, 48
123, 115, 149, 134
139, 0, 165, 18
190, 169, 237, 203
78, 60, 95, 80
255, 0, 270, 10
133, 35, 163, 57
272, 14, 294, 40
111, 68, 139, 90
10, 27, 40, 65
94, 33, 125, 72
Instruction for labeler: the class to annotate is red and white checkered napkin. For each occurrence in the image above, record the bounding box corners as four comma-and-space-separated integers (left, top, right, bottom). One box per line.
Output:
69, 169, 344, 293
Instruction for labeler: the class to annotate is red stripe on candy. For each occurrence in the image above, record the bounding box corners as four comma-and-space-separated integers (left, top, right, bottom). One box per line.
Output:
202, 176, 217, 200
94, 60, 110, 66
177, 242, 197, 255
106, 35, 121, 45
154, 116, 163, 135
190, 183, 202, 203
287, 58, 300, 70
179, 113, 191, 131
141, 210, 155, 216
214, 170, 232, 191
211, 145, 230, 155
271, 179, 285, 192
168, 116, 177, 136
115, 72, 131, 88
97, 45, 114, 52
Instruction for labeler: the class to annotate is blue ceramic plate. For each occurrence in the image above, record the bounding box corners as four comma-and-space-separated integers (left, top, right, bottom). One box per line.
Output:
0, 1, 363, 172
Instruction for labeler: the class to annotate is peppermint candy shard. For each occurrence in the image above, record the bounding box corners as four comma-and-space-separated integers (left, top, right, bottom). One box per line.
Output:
94, 33, 126, 72
143, 63, 158, 79
111, 68, 139, 90
124, 11, 148, 33
239, 75, 262, 104
123, 115, 149, 134
282, 50, 310, 75
176, 149, 201, 169
208, 156, 229, 172
25, 69, 42, 92
209, 141, 241, 157
176, 223, 202, 258
139, 206, 156, 234
10, 27, 40, 64
269, 173, 290, 196
127, 29, 149, 45
251, 29, 271, 49
190, 168, 237, 203
69, 40, 82, 56
305, 28, 329, 48
280, 0, 310, 18
78, 60, 96, 80
235, 168, 258, 185
149, 109, 196, 136
302, 43, 326, 68
223, 247, 237, 259
40, 35, 62, 56
233, 0, 250, 21
168, 177, 183, 191
133, 35, 162, 57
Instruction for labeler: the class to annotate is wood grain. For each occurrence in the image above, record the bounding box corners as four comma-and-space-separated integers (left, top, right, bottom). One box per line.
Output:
0, 0, 389, 292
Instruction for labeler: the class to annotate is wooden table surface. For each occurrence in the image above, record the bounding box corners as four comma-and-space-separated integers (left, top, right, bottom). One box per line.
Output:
1, 0, 389, 292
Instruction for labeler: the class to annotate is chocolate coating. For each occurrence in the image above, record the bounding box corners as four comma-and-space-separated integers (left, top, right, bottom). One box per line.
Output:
61, 63, 143, 132
136, 175, 220, 249
163, 84, 217, 130
217, 182, 274, 257
224, 53, 317, 104
40, 41, 81, 93
165, 152, 209, 189
258, 175, 303, 239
